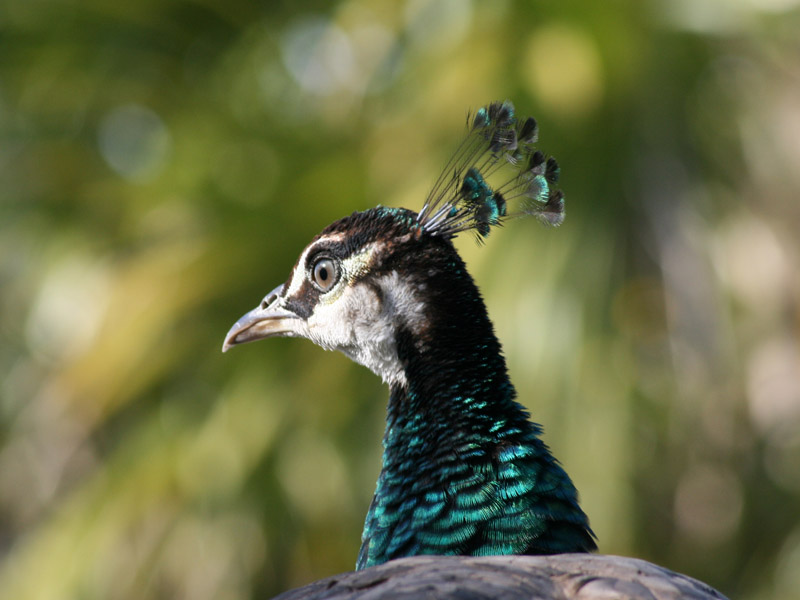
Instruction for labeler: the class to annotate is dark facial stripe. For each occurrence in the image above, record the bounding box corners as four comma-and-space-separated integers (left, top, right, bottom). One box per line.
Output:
283, 278, 317, 320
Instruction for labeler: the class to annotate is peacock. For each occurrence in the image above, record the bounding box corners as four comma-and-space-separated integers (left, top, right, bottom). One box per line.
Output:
222, 102, 727, 600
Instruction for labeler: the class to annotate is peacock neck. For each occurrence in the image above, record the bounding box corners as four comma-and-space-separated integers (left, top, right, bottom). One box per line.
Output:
381, 312, 534, 482
383, 251, 527, 445
357, 245, 596, 570
384, 330, 524, 454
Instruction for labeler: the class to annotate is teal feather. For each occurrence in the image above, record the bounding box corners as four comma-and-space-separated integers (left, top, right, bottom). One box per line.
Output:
417, 101, 565, 240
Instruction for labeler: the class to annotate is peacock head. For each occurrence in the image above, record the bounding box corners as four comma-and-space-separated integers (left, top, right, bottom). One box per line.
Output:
222, 101, 565, 388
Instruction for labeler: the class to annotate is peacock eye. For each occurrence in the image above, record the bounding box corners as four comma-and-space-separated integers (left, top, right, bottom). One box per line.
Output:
311, 258, 338, 292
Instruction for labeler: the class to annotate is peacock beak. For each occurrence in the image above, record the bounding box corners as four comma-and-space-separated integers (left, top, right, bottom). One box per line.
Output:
222, 284, 303, 352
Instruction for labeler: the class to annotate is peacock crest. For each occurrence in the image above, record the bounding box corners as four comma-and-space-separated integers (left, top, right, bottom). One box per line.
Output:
417, 100, 565, 241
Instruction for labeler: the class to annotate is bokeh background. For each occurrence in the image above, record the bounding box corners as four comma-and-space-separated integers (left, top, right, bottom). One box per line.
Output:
2, 0, 800, 598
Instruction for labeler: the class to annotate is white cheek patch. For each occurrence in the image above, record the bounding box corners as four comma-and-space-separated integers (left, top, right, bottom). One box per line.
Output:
376, 271, 427, 338
306, 273, 427, 388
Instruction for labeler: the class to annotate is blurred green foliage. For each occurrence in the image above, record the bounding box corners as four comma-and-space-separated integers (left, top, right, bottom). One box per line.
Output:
2, 0, 800, 598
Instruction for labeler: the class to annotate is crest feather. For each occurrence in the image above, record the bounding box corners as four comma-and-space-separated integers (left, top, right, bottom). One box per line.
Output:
417, 101, 565, 240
